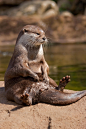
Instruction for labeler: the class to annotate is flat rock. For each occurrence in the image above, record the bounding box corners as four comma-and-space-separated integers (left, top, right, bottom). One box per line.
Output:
0, 81, 86, 129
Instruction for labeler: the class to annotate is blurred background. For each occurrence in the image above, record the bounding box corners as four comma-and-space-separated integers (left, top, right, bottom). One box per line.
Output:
0, 0, 86, 90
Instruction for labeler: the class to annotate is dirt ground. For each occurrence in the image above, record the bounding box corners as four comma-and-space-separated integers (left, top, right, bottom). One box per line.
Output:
0, 81, 86, 129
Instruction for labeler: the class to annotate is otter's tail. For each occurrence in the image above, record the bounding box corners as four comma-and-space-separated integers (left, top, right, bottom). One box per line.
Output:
39, 89, 86, 105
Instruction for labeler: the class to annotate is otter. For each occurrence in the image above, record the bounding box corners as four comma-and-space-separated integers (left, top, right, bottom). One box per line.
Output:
4, 25, 86, 105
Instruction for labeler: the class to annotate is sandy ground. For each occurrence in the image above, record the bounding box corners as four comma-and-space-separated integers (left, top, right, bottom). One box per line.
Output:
0, 81, 86, 129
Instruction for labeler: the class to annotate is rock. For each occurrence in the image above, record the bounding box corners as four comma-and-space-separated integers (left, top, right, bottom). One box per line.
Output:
60, 11, 73, 22
0, 0, 59, 17
0, 81, 86, 129
37, 0, 58, 14
41, 9, 58, 20
1, 14, 86, 45
43, 14, 86, 43
0, 16, 48, 45
61, 11, 73, 18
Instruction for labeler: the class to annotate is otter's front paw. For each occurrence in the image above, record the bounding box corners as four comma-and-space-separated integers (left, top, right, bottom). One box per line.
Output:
57, 75, 70, 91
34, 74, 39, 81
20, 93, 32, 105
43, 76, 49, 84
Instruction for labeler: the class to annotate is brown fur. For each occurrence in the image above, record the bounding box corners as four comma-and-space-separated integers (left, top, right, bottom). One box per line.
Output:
4, 25, 86, 105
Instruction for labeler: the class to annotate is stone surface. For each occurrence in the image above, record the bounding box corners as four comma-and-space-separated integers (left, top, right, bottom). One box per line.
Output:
0, 81, 86, 129
0, 15, 86, 45
0, 0, 59, 17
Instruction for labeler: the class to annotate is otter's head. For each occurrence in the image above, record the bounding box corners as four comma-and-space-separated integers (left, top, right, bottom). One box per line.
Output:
16, 25, 47, 47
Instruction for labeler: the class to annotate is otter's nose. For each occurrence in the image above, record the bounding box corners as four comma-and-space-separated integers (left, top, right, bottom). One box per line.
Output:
42, 37, 46, 40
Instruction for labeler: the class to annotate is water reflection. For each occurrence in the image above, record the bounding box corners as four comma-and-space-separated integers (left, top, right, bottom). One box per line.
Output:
0, 44, 86, 90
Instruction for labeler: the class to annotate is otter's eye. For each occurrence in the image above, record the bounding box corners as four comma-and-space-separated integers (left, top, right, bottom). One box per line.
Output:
24, 29, 28, 33
36, 33, 40, 35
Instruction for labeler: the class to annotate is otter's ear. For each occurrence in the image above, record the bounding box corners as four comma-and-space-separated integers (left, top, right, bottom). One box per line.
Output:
23, 28, 28, 33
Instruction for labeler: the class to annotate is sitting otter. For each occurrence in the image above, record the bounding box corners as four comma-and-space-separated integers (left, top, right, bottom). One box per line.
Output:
4, 25, 86, 105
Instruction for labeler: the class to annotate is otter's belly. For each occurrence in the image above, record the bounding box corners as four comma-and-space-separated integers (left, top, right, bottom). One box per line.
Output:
30, 64, 41, 73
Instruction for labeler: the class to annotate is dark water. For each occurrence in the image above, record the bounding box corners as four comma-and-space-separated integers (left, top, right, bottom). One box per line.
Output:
0, 44, 86, 91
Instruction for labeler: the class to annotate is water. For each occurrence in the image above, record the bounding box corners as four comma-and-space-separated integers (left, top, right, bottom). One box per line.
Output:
0, 44, 86, 91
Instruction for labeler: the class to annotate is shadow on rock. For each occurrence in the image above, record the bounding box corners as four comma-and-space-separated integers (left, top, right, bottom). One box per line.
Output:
0, 87, 17, 106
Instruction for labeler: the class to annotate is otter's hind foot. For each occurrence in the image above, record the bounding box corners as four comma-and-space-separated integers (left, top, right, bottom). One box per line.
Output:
20, 93, 32, 105
57, 75, 70, 91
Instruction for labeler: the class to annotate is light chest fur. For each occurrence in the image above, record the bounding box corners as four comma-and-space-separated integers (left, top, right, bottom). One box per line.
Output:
28, 44, 44, 73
